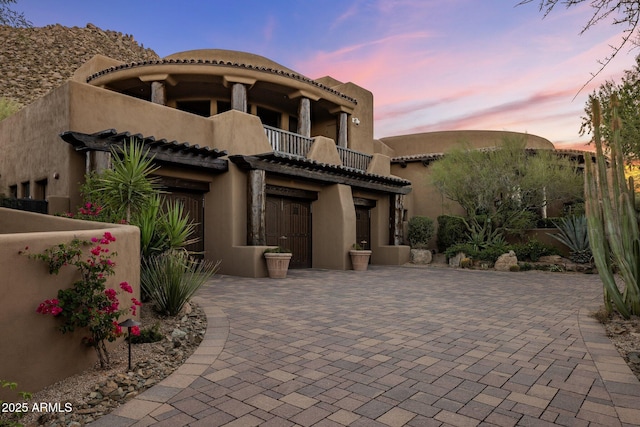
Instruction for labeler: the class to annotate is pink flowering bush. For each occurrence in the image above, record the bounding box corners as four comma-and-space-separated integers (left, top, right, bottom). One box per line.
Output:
26, 232, 140, 368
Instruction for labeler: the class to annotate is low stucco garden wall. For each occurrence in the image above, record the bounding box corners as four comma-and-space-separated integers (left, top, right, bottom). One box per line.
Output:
0, 208, 140, 401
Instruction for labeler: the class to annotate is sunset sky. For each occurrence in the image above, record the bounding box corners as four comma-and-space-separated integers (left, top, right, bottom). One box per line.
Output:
15, 0, 639, 149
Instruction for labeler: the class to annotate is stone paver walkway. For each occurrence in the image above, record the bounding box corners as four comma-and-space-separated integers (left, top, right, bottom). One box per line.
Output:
91, 266, 640, 426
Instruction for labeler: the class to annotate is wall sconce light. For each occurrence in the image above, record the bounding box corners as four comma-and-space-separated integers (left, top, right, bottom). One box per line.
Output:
352, 117, 360, 126
53, 172, 60, 180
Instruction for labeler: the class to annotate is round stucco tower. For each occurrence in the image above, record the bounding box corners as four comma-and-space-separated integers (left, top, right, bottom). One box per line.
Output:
78, 48, 376, 151
379, 129, 555, 158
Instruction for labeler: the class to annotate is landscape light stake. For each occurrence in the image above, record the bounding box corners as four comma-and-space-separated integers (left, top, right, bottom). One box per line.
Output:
119, 318, 141, 371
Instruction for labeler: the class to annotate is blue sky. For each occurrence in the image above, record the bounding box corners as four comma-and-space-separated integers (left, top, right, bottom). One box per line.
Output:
15, 0, 638, 148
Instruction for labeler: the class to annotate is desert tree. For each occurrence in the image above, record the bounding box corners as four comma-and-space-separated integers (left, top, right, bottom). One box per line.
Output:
0, 0, 31, 27
519, 0, 640, 86
580, 55, 640, 161
430, 137, 583, 239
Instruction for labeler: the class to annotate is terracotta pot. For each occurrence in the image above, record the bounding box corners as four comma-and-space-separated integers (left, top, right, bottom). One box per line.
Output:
349, 250, 372, 271
264, 252, 293, 278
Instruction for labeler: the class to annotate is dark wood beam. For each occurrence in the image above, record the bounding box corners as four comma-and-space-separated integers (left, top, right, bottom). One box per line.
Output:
61, 131, 228, 172
231, 155, 411, 195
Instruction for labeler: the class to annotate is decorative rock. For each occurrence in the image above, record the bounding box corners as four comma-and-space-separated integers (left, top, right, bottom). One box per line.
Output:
410, 249, 432, 264
171, 328, 187, 339
494, 251, 518, 271
449, 252, 466, 268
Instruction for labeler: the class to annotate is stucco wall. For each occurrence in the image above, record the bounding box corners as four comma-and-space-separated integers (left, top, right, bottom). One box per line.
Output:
0, 208, 140, 400
0, 83, 80, 208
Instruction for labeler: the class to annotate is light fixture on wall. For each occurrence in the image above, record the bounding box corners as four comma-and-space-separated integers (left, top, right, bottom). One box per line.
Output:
53, 172, 60, 180
352, 117, 360, 126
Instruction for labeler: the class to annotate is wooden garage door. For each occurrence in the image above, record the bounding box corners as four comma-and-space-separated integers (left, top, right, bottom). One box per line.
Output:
266, 196, 312, 268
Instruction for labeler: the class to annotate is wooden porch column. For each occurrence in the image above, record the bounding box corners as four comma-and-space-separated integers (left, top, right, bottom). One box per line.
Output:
151, 81, 166, 105
231, 83, 247, 112
85, 151, 111, 175
297, 97, 311, 137
247, 169, 266, 245
337, 112, 348, 148
390, 194, 404, 245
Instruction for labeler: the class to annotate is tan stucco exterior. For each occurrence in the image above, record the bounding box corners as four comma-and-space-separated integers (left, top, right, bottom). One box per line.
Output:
0, 48, 569, 277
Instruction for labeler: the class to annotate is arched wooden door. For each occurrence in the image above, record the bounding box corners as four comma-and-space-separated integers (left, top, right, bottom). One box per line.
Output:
266, 196, 312, 268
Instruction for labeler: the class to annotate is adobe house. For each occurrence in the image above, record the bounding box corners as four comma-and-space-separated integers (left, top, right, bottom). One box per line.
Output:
0, 49, 562, 276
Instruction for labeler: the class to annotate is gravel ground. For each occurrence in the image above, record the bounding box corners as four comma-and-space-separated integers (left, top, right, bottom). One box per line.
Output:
2, 302, 206, 427
602, 312, 640, 382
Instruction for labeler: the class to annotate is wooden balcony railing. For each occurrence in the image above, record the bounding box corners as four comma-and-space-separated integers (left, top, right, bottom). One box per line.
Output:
337, 146, 372, 171
263, 125, 372, 172
263, 125, 313, 158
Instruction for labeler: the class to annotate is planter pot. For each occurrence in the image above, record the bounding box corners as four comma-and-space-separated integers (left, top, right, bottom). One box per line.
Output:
264, 253, 293, 278
349, 250, 372, 271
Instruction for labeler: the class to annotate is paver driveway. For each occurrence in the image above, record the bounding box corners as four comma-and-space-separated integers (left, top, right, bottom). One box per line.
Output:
93, 266, 640, 426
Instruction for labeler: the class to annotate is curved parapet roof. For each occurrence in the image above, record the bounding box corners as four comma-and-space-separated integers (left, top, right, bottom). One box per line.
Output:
85, 49, 357, 107
380, 130, 555, 158
164, 49, 299, 74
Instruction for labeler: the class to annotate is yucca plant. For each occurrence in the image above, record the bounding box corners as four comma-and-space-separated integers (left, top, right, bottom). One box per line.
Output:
585, 95, 640, 318
135, 195, 198, 259
88, 140, 160, 223
548, 215, 592, 264
141, 249, 220, 316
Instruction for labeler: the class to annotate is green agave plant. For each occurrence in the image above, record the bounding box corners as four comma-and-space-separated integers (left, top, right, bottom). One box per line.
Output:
548, 215, 592, 264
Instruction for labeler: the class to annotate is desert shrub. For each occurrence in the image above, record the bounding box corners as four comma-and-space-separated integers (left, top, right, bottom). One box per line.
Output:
128, 322, 163, 344
437, 215, 467, 252
444, 242, 478, 260
536, 217, 561, 228
407, 216, 434, 249
141, 249, 220, 316
476, 243, 511, 262
509, 265, 521, 272
512, 239, 559, 262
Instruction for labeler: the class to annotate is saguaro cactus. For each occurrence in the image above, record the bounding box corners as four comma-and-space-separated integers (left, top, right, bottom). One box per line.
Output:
584, 95, 640, 318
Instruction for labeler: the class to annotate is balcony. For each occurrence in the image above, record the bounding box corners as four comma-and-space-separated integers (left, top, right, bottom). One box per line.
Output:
263, 125, 372, 172
263, 125, 313, 158
336, 146, 372, 172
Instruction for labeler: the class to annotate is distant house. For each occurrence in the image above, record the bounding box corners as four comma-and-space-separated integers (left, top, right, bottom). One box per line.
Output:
0, 49, 562, 276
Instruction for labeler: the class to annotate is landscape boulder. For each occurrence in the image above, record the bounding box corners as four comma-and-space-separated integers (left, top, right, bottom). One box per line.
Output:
494, 250, 518, 271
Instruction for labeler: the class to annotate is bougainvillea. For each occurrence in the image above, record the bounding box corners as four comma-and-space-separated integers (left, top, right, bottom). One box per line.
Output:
25, 232, 140, 368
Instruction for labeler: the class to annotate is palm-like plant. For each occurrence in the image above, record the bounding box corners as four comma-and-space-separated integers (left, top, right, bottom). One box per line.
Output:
88, 141, 159, 223
548, 215, 592, 264
135, 195, 198, 259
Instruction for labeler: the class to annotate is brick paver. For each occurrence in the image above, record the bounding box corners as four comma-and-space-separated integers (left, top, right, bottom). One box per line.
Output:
90, 267, 640, 426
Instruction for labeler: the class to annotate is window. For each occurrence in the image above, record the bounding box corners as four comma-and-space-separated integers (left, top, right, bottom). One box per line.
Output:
35, 178, 48, 200
21, 181, 30, 199
9, 185, 17, 199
